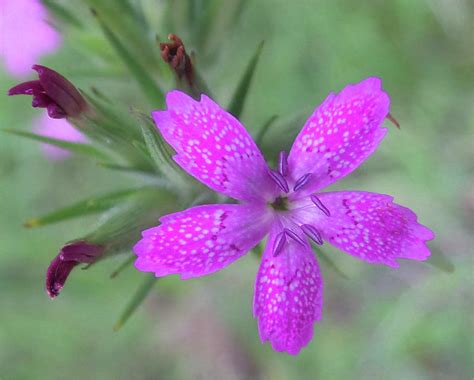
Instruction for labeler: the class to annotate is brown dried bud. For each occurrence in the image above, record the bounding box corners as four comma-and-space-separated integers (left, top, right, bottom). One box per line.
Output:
160, 34, 194, 87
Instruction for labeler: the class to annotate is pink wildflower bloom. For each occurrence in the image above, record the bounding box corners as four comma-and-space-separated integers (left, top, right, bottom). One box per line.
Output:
33, 111, 87, 160
134, 78, 434, 354
0, 0, 61, 77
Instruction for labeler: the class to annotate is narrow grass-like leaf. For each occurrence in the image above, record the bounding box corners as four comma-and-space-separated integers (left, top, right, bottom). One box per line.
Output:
113, 275, 157, 331
110, 255, 135, 278
43, 0, 83, 28
92, 9, 164, 106
313, 246, 349, 280
427, 247, 455, 273
24, 188, 147, 228
228, 41, 264, 118
135, 112, 191, 190
255, 115, 278, 146
2, 129, 110, 160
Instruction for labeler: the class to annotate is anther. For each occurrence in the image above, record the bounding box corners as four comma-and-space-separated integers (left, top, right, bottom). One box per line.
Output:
278, 151, 288, 176
273, 231, 287, 257
293, 173, 312, 192
300, 224, 323, 245
267, 169, 289, 193
310, 195, 331, 217
283, 228, 306, 245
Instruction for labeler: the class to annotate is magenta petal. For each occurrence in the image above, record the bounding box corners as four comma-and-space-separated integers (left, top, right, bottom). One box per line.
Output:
152, 91, 279, 202
254, 227, 323, 355
292, 191, 434, 267
288, 77, 390, 196
134, 203, 273, 279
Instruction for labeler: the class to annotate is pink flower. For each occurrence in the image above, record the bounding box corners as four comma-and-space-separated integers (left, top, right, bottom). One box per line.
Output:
34, 111, 87, 160
133, 78, 434, 354
0, 0, 61, 77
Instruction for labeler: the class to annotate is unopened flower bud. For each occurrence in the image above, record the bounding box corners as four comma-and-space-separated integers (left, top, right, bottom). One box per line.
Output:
46, 240, 105, 299
160, 34, 194, 87
8, 65, 89, 119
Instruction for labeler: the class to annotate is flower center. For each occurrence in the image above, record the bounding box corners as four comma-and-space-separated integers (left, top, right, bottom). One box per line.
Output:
270, 196, 288, 211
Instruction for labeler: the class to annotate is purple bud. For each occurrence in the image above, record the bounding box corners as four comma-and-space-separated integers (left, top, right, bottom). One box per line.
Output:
293, 173, 312, 192
310, 194, 331, 217
273, 231, 287, 257
283, 228, 306, 245
267, 169, 289, 193
46, 241, 104, 299
278, 151, 288, 176
300, 224, 324, 245
32, 93, 53, 108
8, 65, 88, 119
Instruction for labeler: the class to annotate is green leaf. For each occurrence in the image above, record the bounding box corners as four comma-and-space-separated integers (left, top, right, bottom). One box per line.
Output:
135, 112, 191, 191
92, 9, 164, 106
255, 115, 278, 146
427, 247, 455, 273
110, 255, 135, 279
228, 41, 264, 118
313, 246, 349, 280
24, 188, 147, 228
113, 275, 158, 331
43, 0, 83, 28
2, 129, 110, 160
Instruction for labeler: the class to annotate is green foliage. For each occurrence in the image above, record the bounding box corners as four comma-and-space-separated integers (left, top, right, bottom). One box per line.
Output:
1, 0, 473, 379
113, 275, 158, 331
228, 41, 264, 118
2, 129, 110, 160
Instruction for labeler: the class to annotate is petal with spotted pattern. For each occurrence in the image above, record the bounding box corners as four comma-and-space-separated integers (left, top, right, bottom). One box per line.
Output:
288, 77, 390, 197
152, 91, 279, 202
291, 191, 434, 267
134, 203, 274, 279
253, 227, 324, 355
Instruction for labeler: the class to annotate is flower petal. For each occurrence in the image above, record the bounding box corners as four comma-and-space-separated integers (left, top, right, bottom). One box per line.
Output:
134, 203, 273, 279
288, 77, 390, 196
291, 191, 434, 267
254, 227, 323, 355
152, 91, 279, 202
0, 0, 61, 78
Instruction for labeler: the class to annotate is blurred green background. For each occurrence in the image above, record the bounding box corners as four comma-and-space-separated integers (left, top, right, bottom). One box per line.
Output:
1, 0, 473, 379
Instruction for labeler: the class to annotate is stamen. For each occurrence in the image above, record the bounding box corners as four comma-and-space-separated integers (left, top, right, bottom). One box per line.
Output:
310, 194, 331, 216
293, 173, 312, 192
300, 224, 323, 245
273, 231, 287, 256
283, 228, 305, 245
267, 169, 289, 193
278, 151, 288, 176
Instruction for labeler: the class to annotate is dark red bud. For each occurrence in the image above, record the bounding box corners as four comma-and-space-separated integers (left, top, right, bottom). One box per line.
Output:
46, 241, 105, 299
8, 65, 89, 119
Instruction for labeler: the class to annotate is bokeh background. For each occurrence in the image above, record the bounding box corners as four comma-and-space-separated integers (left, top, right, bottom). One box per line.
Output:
1, 0, 473, 379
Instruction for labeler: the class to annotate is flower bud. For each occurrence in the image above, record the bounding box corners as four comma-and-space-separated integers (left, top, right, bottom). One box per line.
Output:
8, 65, 89, 119
160, 34, 194, 87
46, 241, 105, 299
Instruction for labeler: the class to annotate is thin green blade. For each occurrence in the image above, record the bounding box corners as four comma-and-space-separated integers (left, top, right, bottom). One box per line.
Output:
228, 41, 264, 118
113, 275, 158, 331
92, 9, 164, 106
24, 188, 148, 228
2, 129, 110, 160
